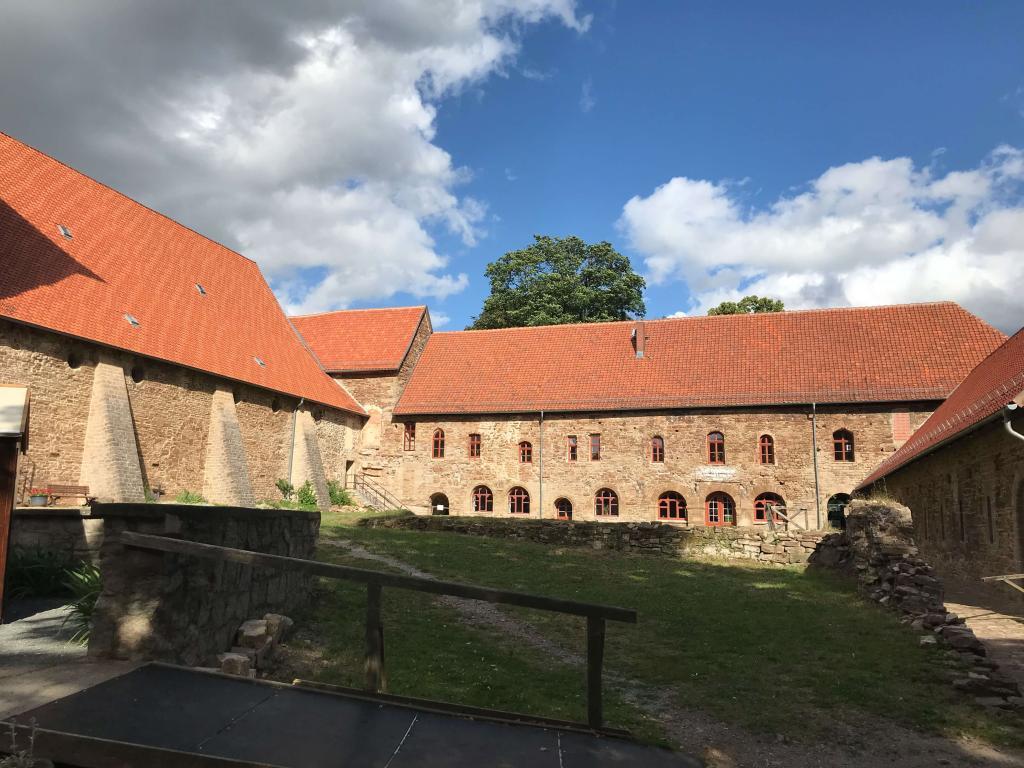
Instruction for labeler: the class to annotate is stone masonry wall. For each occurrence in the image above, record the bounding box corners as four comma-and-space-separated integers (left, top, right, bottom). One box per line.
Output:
10, 508, 104, 564
89, 503, 319, 666
363, 513, 828, 565
202, 387, 255, 506
80, 359, 146, 502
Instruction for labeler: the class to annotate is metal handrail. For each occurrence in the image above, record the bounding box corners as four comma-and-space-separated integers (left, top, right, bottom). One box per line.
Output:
352, 473, 405, 511
981, 573, 1024, 596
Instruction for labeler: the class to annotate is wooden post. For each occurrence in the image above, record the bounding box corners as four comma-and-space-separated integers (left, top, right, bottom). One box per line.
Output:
586, 615, 605, 729
0, 438, 19, 619
365, 583, 385, 692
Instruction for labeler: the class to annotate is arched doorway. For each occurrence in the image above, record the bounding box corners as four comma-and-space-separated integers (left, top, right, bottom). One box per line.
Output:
429, 492, 450, 516
555, 498, 573, 520
827, 493, 851, 529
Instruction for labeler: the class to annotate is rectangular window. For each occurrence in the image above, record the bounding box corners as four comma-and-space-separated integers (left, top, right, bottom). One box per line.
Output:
403, 423, 415, 451
567, 435, 578, 462
590, 434, 601, 461
468, 433, 481, 458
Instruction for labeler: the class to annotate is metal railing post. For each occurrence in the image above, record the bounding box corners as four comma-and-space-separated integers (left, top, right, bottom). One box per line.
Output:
586, 616, 605, 729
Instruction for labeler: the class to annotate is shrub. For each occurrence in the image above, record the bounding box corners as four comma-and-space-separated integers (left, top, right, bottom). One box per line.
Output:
62, 563, 101, 645
296, 480, 317, 508
6, 546, 76, 599
275, 478, 295, 500
327, 479, 353, 507
174, 490, 206, 504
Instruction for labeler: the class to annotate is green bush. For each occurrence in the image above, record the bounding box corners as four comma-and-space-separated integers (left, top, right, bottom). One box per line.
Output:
296, 480, 317, 508
174, 490, 206, 504
327, 479, 353, 507
6, 546, 76, 599
62, 563, 101, 645
275, 478, 295, 500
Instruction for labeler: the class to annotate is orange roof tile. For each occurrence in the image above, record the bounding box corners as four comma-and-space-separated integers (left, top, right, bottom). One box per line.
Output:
857, 327, 1024, 489
291, 306, 427, 373
394, 304, 1005, 416
0, 132, 364, 416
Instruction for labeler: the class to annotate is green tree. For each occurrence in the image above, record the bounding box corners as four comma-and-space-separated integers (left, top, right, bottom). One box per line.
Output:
707, 295, 785, 316
469, 235, 646, 329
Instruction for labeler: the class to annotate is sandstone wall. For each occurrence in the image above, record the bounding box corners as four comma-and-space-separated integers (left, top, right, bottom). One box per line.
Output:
89, 503, 319, 666
10, 508, 104, 564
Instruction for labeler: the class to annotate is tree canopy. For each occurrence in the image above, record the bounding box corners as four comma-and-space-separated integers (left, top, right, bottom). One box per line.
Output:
469, 235, 646, 330
707, 295, 785, 316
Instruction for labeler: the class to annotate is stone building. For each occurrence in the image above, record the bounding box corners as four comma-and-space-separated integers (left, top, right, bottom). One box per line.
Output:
857, 328, 1024, 579
296, 304, 1006, 528
0, 132, 366, 509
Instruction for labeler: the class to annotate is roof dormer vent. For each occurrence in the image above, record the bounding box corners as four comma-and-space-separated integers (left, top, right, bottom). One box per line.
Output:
124, 313, 141, 328
195, 283, 207, 296
57, 224, 73, 240
631, 321, 647, 359
254, 356, 266, 367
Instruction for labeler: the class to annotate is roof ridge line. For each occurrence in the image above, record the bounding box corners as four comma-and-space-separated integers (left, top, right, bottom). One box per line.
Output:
289, 305, 427, 319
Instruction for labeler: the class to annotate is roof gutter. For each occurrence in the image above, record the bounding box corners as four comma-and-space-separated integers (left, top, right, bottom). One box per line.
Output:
1005, 403, 1024, 444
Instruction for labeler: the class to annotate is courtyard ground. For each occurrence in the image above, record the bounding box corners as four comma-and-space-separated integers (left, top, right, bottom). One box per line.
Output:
270, 509, 1024, 768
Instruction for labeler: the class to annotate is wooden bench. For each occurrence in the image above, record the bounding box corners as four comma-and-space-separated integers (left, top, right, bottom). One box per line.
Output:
46, 484, 96, 506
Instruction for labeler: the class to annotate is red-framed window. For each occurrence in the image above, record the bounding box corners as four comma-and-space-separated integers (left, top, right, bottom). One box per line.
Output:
468, 433, 481, 458
555, 498, 573, 520
658, 491, 686, 520
595, 488, 618, 517
403, 423, 415, 451
651, 436, 665, 463
509, 487, 530, 515
705, 492, 736, 527
519, 441, 533, 463
472, 485, 493, 513
590, 434, 601, 461
707, 431, 725, 464
759, 434, 775, 465
432, 428, 445, 458
567, 435, 578, 462
833, 429, 854, 462
754, 492, 785, 523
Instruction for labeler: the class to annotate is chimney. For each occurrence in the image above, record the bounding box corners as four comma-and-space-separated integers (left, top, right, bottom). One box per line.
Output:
631, 321, 647, 359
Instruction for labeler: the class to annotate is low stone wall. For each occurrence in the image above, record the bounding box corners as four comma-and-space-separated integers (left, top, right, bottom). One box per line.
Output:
89, 503, 319, 666
361, 514, 828, 565
10, 507, 105, 564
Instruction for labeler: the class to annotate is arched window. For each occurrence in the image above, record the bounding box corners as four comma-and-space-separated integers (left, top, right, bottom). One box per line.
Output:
468, 433, 481, 458
595, 488, 619, 517
754, 492, 785, 523
432, 428, 445, 458
509, 487, 530, 515
566, 435, 578, 461
555, 498, 573, 520
759, 435, 775, 465
658, 491, 687, 520
429, 492, 450, 516
651, 436, 665, 463
833, 429, 854, 462
827, 493, 851, 529
707, 432, 725, 464
705, 492, 736, 527
519, 441, 533, 463
472, 485, 493, 513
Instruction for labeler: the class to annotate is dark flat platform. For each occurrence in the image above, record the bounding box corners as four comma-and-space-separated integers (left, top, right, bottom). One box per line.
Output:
8, 663, 699, 767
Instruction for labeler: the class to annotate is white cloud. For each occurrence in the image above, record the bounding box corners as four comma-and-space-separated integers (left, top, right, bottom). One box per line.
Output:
580, 77, 596, 113
0, 1, 589, 314
430, 311, 452, 328
618, 147, 1024, 332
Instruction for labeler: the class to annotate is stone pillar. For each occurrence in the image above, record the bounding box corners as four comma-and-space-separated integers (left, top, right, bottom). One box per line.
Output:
290, 408, 330, 511
202, 388, 255, 506
79, 360, 145, 502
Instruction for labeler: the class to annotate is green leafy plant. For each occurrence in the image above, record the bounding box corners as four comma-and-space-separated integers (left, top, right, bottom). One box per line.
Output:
276, 478, 295, 500
174, 490, 206, 504
296, 480, 318, 508
61, 563, 101, 645
5, 547, 76, 599
327, 480, 353, 507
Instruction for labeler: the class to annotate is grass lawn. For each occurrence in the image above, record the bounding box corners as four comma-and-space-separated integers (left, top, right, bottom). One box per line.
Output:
291, 509, 1024, 748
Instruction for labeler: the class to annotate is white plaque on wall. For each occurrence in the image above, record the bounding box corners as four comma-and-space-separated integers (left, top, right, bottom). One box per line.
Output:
694, 466, 737, 482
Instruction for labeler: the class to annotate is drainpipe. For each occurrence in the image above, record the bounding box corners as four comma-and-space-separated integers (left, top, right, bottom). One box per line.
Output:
1005, 404, 1024, 444
810, 403, 822, 530
288, 398, 305, 484
538, 410, 544, 520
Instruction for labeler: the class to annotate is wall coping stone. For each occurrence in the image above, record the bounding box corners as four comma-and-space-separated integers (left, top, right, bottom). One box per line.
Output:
92, 502, 320, 522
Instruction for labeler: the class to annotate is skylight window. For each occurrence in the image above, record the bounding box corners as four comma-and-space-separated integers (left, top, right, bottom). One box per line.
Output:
195, 283, 207, 296
254, 356, 266, 367
124, 313, 141, 328
57, 224, 73, 240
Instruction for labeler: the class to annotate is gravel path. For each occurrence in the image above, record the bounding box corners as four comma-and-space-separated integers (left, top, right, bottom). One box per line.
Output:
321, 537, 1024, 768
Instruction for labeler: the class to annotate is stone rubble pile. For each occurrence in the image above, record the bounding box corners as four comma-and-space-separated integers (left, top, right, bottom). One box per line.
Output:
215, 613, 294, 679
827, 500, 1021, 710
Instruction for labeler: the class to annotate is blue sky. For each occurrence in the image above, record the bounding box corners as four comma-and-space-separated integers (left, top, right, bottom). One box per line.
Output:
2, 1, 1022, 330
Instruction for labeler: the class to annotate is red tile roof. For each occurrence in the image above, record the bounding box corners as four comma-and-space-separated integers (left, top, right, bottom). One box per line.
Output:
394, 304, 1005, 416
291, 306, 427, 373
0, 132, 364, 415
858, 327, 1024, 489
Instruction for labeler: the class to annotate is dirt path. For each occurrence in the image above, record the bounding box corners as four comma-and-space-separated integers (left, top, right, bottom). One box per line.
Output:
318, 538, 1024, 768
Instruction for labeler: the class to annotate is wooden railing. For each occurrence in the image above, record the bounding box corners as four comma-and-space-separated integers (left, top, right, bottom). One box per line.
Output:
981, 573, 1024, 595
120, 531, 637, 730
351, 473, 405, 511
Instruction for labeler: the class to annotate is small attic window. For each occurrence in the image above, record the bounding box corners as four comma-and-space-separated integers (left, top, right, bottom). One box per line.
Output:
195, 283, 207, 296
254, 356, 266, 367
124, 313, 141, 328
57, 224, 73, 240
